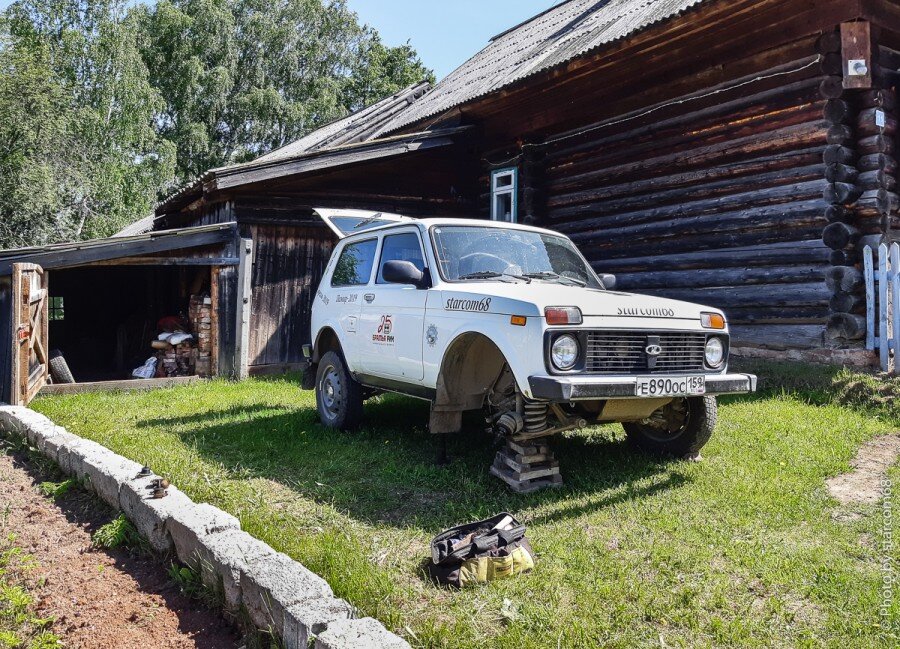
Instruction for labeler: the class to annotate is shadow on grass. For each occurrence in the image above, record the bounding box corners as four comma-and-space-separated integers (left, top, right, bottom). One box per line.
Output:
134, 388, 691, 532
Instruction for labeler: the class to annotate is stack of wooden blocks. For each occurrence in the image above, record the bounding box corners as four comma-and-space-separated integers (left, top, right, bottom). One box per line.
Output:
189, 294, 213, 378
158, 343, 195, 378
490, 439, 562, 494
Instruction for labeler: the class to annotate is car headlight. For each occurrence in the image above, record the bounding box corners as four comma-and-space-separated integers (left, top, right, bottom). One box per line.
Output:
705, 337, 725, 368
551, 334, 579, 370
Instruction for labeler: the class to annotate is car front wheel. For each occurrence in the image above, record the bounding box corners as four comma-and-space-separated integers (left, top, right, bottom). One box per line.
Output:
315, 351, 364, 430
622, 395, 717, 459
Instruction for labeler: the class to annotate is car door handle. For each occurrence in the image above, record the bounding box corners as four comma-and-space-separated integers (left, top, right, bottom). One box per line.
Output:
364, 294, 375, 303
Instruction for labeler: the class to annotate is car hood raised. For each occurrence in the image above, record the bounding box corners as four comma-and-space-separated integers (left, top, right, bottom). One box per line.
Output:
438, 282, 717, 321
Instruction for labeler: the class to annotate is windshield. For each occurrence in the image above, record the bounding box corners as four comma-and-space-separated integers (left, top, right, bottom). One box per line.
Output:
430, 225, 602, 288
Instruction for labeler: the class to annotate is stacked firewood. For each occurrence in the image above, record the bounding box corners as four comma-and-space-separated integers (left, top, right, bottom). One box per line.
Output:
158, 344, 196, 378
189, 294, 213, 377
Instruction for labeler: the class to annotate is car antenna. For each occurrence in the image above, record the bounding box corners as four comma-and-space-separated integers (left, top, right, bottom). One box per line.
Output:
353, 212, 383, 229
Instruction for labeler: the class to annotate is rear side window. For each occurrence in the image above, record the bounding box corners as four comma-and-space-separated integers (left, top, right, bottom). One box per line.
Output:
331, 239, 377, 287
377, 232, 425, 284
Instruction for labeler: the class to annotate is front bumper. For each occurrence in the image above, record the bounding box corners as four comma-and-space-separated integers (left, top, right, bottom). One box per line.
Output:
528, 373, 757, 401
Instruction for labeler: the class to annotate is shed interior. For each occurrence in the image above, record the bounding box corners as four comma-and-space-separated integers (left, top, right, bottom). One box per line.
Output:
47, 265, 215, 383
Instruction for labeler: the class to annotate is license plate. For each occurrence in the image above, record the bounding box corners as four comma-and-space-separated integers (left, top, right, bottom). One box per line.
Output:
636, 375, 706, 397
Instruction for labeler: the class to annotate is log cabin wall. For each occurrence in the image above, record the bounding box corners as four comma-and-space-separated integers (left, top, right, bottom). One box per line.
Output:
479, 36, 848, 353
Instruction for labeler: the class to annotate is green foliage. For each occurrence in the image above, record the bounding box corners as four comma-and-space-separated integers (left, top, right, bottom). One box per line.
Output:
138, 0, 434, 182
36, 479, 75, 500
92, 514, 149, 554
0, 0, 432, 247
0, 536, 60, 649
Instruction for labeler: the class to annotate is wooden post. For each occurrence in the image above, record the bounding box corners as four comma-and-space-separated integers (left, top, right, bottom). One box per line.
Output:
864, 245, 875, 350
210, 266, 220, 377
841, 22, 873, 90
234, 238, 253, 381
891, 243, 900, 372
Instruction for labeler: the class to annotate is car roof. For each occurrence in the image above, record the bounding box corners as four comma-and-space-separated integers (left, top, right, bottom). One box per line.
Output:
337, 217, 565, 241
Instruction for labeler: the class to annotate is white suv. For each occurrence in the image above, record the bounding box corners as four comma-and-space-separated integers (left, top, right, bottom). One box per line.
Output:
304, 209, 756, 460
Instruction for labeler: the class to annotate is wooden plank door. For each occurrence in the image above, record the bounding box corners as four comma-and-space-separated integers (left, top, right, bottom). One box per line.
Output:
10, 263, 49, 405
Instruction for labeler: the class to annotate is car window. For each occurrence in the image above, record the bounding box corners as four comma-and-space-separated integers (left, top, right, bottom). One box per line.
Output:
377, 232, 425, 284
331, 239, 378, 287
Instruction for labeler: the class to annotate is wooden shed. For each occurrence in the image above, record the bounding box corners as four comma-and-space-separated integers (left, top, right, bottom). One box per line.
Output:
0, 223, 251, 405
151, 0, 900, 368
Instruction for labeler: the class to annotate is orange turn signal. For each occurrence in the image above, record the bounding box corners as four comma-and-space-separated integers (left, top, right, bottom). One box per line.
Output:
701, 312, 726, 330
510, 315, 527, 326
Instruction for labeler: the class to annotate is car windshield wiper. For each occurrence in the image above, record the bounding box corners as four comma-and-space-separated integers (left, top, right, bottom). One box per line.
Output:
458, 271, 530, 283
352, 212, 383, 229
523, 271, 586, 287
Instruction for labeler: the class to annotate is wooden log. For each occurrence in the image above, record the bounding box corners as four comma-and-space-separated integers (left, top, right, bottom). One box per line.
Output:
830, 292, 866, 314
856, 189, 898, 216
857, 169, 897, 191
856, 107, 898, 137
859, 88, 896, 110
724, 306, 830, 324
729, 324, 826, 350
615, 266, 825, 291
859, 234, 887, 251
822, 182, 861, 204
826, 124, 854, 145
825, 313, 867, 340
824, 265, 864, 292
824, 163, 858, 183
822, 222, 861, 249
858, 134, 894, 155
642, 283, 831, 308
817, 31, 843, 54
555, 183, 826, 231
824, 98, 852, 123
823, 145, 857, 164
594, 240, 831, 273
547, 164, 823, 213
820, 52, 844, 75
825, 205, 852, 222
820, 76, 845, 99
857, 153, 897, 173
829, 248, 858, 265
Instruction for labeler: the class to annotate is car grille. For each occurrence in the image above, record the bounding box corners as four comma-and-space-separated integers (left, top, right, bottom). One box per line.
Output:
584, 331, 708, 375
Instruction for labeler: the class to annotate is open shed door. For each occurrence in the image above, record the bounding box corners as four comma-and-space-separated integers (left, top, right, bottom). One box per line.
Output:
10, 263, 49, 405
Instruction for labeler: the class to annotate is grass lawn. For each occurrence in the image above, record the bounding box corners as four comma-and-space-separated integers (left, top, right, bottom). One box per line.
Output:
31, 362, 900, 648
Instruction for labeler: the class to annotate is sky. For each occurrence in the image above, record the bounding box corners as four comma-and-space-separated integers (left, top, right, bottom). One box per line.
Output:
0, 0, 556, 79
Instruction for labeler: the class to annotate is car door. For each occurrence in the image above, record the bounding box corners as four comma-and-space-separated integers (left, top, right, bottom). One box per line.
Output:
357, 229, 428, 381
323, 238, 379, 370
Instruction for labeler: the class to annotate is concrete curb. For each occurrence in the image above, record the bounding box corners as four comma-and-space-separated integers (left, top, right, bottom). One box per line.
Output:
0, 406, 410, 649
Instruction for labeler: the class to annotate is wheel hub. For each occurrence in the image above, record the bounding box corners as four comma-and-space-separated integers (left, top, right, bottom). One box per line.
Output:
320, 366, 342, 415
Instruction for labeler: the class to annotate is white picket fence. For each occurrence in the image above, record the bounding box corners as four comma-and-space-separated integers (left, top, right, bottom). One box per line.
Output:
863, 242, 900, 373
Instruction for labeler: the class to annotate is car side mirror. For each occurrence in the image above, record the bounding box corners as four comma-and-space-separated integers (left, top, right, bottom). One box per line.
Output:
382, 260, 428, 288
599, 273, 617, 290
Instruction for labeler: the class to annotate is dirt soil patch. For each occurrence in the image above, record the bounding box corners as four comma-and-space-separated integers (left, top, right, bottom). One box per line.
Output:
0, 450, 240, 649
826, 432, 900, 505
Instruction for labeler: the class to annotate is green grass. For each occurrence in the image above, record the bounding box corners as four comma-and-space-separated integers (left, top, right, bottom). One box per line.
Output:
30, 363, 900, 648
0, 536, 60, 649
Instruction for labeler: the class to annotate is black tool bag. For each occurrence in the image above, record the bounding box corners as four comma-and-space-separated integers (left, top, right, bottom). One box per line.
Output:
427, 513, 534, 588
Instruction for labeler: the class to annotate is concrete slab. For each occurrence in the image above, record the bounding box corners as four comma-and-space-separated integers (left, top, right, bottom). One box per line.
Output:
283, 597, 354, 649
240, 550, 334, 634
195, 529, 277, 613
166, 503, 241, 571
314, 618, 411, 649
119, 476, 196, 552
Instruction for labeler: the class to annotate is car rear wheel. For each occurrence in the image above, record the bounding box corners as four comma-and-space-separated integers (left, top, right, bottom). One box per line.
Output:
622, 395, 717, 459
315, 351, 364, 430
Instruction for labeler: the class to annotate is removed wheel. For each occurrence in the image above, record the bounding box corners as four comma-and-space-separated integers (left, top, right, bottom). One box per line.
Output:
48, 349, 75, 384
622, 395, 717, 458
315, 351, 364, 430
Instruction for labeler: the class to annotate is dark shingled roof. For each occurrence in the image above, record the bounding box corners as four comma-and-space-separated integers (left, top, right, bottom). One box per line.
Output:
252, 81, 431, 164
376, 0, 707, 135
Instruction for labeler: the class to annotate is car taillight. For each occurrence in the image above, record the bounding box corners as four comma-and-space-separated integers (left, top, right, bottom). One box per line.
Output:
545, 307, 583, 325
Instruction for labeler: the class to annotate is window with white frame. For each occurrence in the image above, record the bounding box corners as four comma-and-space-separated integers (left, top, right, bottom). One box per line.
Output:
491, 168, 518, 223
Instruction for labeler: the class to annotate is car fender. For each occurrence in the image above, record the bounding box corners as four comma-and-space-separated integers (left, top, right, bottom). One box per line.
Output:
425, 316, 545, 399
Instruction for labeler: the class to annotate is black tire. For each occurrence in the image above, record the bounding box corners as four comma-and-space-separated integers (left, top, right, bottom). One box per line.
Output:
622, 395, 717, 458
48, 350, 75, 384
315, 351, 364, 430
